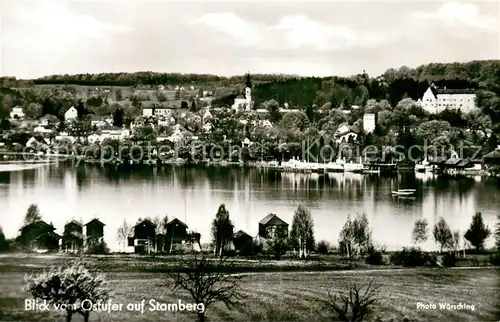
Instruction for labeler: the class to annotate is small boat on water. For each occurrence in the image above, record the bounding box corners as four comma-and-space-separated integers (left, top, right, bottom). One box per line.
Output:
391, 189, 416, 196
415, 158, 433, 172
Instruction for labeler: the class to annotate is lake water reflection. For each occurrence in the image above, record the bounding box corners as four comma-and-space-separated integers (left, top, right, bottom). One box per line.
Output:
1, 164, 499, 251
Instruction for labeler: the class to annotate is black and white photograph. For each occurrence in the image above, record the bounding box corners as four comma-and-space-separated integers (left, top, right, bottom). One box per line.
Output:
0, 0, 499, 321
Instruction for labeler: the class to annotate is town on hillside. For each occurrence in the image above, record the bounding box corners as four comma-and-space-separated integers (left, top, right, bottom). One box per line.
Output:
1, 66, 500, 177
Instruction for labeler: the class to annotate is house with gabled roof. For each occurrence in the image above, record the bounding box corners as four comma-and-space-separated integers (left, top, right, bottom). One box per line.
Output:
233, 230, 253, 252
64, 106, 78, 121
18, 220, 61, 252
258, 213, 288, 239
129, 219, 157, 254
62, 220, 84, 253
84, 218, 105, 250
335, 122, 360, 144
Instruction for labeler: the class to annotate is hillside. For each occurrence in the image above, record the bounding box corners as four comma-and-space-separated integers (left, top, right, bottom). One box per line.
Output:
0, 60, 499, 122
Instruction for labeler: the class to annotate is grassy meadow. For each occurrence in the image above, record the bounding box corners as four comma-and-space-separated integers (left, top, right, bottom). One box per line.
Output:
0, 255, 499, 322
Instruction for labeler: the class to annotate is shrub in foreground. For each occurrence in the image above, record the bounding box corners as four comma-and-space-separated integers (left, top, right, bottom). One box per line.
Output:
322, 280, 381, 321
24, 260, 111, 322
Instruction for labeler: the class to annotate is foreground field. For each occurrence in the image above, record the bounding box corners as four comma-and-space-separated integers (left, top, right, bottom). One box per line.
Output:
0, 256, 498, 321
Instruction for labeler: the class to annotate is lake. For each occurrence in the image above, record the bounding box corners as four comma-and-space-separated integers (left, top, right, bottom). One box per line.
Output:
1, 163, 499, 251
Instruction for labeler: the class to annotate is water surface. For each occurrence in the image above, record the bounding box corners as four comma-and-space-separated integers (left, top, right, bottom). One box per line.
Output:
0, 164, 498, 251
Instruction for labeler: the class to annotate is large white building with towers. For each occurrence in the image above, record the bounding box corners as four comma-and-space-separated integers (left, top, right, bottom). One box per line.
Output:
232, 73, 253, 112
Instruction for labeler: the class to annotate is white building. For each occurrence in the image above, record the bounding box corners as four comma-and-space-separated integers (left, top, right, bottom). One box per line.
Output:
33, 126, 53, 134
142, 107, 172, 117
10, 106, 24, 119
64, 107, 78, 120
231, 73, 252, 112
168, 124, 183, 142
26, 137, 38, 148
363, 113, 376, 134
421, 86, 477, 114
100, 127, 131, 141
335, 123, 360, 144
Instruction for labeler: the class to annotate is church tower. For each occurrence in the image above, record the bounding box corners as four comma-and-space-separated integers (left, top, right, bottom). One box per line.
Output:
244, 73, 252, 110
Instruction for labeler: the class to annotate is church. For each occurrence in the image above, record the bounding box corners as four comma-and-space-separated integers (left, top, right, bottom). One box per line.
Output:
231, 73, 253, 112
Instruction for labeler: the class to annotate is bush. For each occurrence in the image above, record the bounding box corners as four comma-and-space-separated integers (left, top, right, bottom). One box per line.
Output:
317, 240, 330, 255
239, 240, 263, 257
86, 241, 110, 254
441, 252, 457, 267
323, 280, 381, 322
366, 248, 385, 265
489, 253, 500, 266
389, 247, 431, 267
24, 261, 111, 322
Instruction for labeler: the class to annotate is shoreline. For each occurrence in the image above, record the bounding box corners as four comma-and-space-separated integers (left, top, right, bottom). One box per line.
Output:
1, 155, 495, 178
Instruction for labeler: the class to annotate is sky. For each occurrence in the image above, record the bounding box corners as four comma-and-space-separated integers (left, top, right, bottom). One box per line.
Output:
0, 0, 499, 79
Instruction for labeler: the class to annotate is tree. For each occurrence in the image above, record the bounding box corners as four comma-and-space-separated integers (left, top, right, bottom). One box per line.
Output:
24, 204, 41, 225
451, 230, 462, 257
116, 219, 131, 252
317, 240, 330, 255
25, 103, 42, 119
0, 226, 8, 252
352, 213, 372, 256
157, 92, 167, 102
265, 99, 281, 123
76, 100, 87, 118
494, 215, 500, 253
289, 205, 315, 259
181, 101, 188, 109
433, 217, 453, 253
151, 215, 169, 252
464, 211, 491, 252
265, 235, 288, 260
167, 254, 245, 322
412, 219, 429, 245
339, 215, 355, 258
190, 101, 197, 112
211, 204, 234, 257
113, 107, 124, 127
24, 261, 111, 322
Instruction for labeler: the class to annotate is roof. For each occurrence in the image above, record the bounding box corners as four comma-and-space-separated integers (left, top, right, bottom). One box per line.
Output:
34, 231, 61, 240
65, 220, 83, 228
39, 114, 57, 120
167, 218, 188, 228
428, 156, 447, 164
430, 87, 475, 96
90, 115, 104, 121
134, 219, 157, 228
85, 218, 105, 226
336, 123, 359, 136
259, 213, 288, 226
235, 95, 245, 99
445, 158, 461, 166
19, 220, 55, 232
234, 230, 252, 239
101, 125, 121, 131
457, 159, 471, 167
